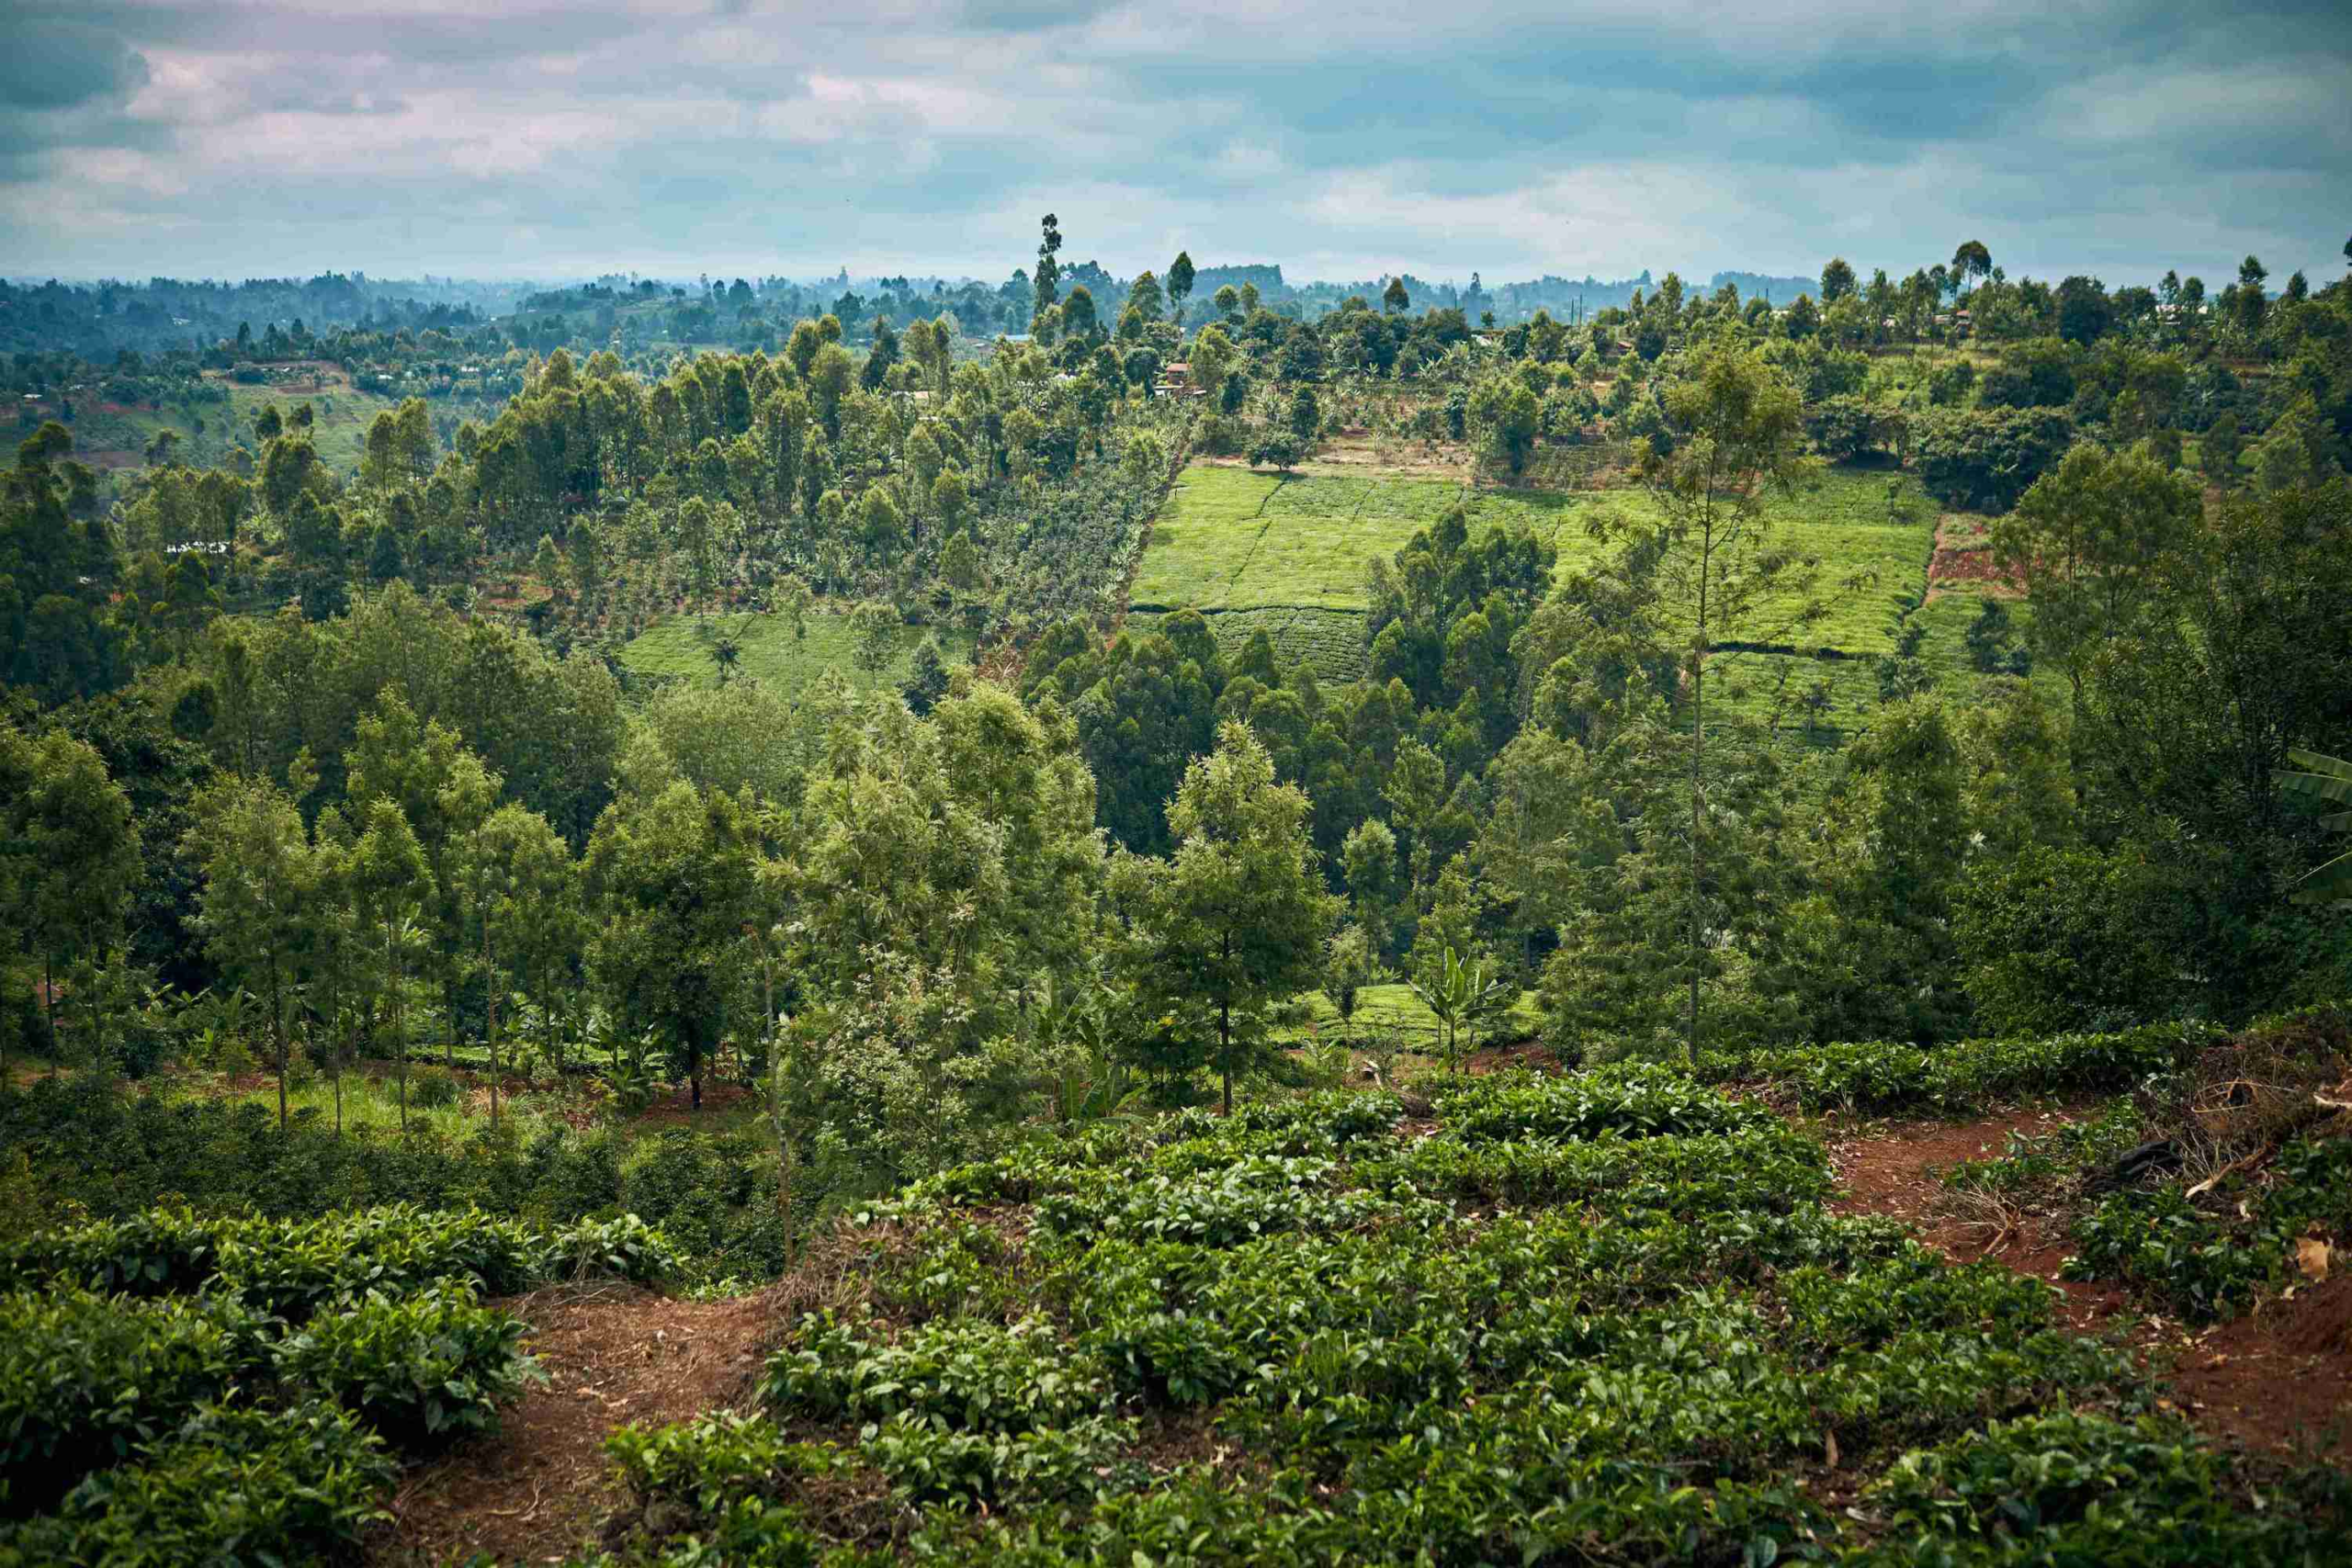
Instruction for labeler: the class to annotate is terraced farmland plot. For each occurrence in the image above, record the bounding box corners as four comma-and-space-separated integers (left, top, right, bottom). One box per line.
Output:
619, 611, 973, 700
1129, 465, 1605, 615
1129, 604, 1373, 683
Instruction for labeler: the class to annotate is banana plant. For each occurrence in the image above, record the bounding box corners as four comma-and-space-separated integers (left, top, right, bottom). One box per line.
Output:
2279, 749, 2352, 903
1409, 944, 1508, 1075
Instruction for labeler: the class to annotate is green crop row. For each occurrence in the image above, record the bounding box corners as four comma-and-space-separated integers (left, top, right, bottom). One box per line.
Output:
565, 1067, 2346, 1565
1, 1204, 677, 1316
1706, 1021, 2220, 1113
1, 1280, 527, 1520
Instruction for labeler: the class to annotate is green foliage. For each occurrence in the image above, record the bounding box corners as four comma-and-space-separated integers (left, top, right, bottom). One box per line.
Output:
1713, 1020, 2214, 1114
408, 1061, 461, 1108
270, 1281, 537, 1449
4, 1401, 395, 1567
0, 1288, 265, 1514
0, 1204, 675, 1316
605, 1411, 841, 1522
1914, 407, 2076, 512
2065, 1134, 2352, 1319
1434, 1061, 1775, 1141
1954, 842, 2191, 1035
1868, 1412, 2225, 1538
764, 1314, 1112, 1433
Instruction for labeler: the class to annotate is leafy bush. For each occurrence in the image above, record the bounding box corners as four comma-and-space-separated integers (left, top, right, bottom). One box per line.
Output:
1868, 1411, 2230, 1540
0, 1289, 265, 1515
5, 1205, 677, 1315
764, 1315, 1110, 1434
0, 1208, 228, 1299
407, 1064, 462, 1109
1358, 1123, 1832, 1215
10, 1401, 394, 1566
606, 1411, 840, 1522
1913, 407, 2075, 512
2065, 1133, 2352, 1318
1433, 1063, 1773, 1142
859, 1411, 1136, 1506
1715, 1021, 2214, 1113
541, 1213, 681, 1283
270, 1283, 537, 1449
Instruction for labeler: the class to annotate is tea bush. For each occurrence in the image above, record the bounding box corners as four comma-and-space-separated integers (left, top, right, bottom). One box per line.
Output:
606, 1412, 843, 1521
270, 1282, 537, 1450
0, 1401, 395, 1567
1716, 1021, 2216, 1113
1433, 1063, 1773, 1141
764, 1315, 1113, 1434
2065, 1134, 2352, 1318
577, 1068, 2343, 1565
0, 1077, 772, 1286
3, 1204, 679, 1313
0, 1288, 266, 1515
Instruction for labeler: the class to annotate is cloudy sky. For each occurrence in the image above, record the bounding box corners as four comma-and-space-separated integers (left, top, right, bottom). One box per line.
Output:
5, 0, 2348, 288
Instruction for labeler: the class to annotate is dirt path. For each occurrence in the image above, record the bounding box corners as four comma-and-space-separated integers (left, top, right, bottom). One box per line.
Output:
1821, 1107, 2352, 1466
378, 1283, 780, 1565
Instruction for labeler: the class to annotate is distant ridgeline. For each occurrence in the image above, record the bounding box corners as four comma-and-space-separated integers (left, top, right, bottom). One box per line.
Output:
1, 262, 1832, 366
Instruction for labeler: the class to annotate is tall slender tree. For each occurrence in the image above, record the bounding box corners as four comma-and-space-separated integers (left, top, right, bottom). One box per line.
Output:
1623, 348, 1826, 1062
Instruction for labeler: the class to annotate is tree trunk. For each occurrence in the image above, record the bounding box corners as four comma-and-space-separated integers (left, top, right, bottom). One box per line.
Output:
269, 950, 287, 1133
43, 952, 58, 1077
1219, 998, 1232, 1117
485, 926, 500, 1130
1689, 552, 1709, 1068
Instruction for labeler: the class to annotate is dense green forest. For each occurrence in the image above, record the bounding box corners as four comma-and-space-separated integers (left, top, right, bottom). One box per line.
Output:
5, 220, 2352, 1564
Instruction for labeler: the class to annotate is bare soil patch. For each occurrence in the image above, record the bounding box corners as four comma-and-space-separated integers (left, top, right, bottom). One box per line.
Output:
1926, 513, 2023, 595
379, 1282, 782, 1566
1822, 1106, 2352, 1466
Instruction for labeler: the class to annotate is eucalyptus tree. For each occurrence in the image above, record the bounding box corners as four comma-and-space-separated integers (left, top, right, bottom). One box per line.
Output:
184, 774, 315, 1127
1113, 721, 1340, 1115
1621, 347, 1828, 1061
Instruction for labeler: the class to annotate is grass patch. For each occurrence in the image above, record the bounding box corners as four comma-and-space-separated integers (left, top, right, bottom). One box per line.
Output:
1131, 463, 1939, 667
617, 612, 973, 701
1275, 982, 1543, 1049
1129, 606, 1371, 683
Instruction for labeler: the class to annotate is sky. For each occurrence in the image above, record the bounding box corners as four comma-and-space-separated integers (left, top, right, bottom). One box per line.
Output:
5, 0, 2349, 290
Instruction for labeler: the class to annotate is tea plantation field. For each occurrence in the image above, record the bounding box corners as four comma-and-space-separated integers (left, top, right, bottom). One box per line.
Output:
1127, 459, 2018, 743
618, 611, 973, 700
572, 1064, 2346, 1564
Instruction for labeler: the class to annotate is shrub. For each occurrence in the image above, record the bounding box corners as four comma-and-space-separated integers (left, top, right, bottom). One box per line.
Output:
0, 1289, 265, 1515
1431, 1064, 1772, 1143
541, 1213, 681, 1283
606, 1412, 840, 1522
270, 1283, 537, 1450
1715, 1021, 2213, 1113
1869, 1412, 2224, 1538
859, 1410, 1135, 1506
28, 1401, 394, 1566
763, 1314, 1110, 1434
1914, 407, 2075, 512
0, 1208, 228, 1299
407, 1064, 462, 1109
6, 1205, 676, 1315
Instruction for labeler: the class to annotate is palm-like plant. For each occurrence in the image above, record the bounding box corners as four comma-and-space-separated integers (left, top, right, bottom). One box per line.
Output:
1409, 944, 1507, 1075
2279, 749, 2352, 903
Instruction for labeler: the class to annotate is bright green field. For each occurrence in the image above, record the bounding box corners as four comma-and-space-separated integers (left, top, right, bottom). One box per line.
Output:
1128, 461, 1952, 729
618, 611, 973, 700
1129, 466, 1592, 614
1276, 982, 1544, 1050
1128, 605, 1372, 684
1133, 462, 1941, 659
